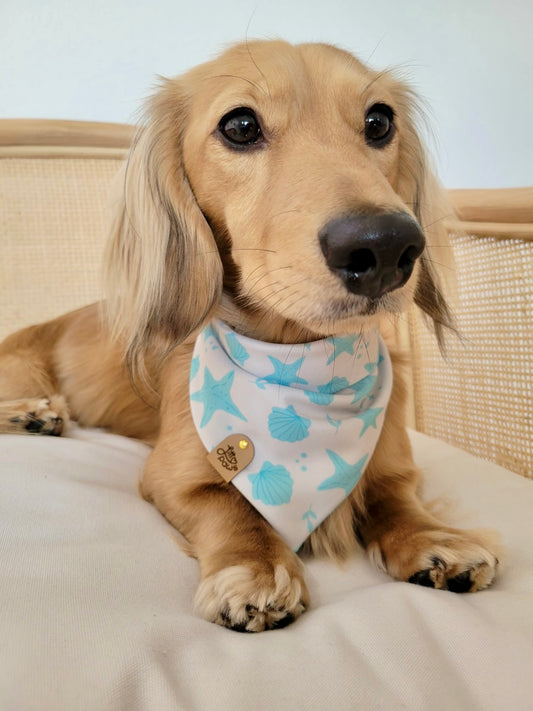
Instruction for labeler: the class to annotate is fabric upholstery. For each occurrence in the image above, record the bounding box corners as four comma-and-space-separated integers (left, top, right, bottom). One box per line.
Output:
1, 428, 532, 710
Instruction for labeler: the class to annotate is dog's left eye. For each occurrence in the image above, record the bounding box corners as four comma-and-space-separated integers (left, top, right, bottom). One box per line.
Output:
218, 108, 263, 148
365, 104, 395, 147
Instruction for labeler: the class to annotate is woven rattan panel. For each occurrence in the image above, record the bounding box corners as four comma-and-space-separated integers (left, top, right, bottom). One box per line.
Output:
409, 233, 533, 478
0, 156, 123, 341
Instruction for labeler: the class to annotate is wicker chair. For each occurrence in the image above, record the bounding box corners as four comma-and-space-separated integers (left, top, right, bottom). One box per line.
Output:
407, 188, 533, 477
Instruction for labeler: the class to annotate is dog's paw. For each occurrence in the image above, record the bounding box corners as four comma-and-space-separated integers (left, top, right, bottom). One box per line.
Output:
194, 563, 309, 632
368, 529, 500, 593
3, 395, 69, 436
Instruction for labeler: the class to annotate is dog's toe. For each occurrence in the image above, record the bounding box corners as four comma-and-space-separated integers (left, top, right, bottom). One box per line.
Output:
406, 543, 499, 593
369, 528, 500, 594
5, 396, 69, 436
195, 563, 308, 632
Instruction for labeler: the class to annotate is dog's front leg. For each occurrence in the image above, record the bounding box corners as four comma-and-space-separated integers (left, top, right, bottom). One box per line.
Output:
353, 392, 499, 592
141, 411, 308, 632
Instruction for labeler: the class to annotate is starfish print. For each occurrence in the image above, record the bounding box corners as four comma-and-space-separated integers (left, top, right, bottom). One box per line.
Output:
317, 450, 368, 495
364, 352, 385, 374
355, 407, 384, 436
263, 356, 308, 387
190, 367, 247, 427
326, 335, 359, 365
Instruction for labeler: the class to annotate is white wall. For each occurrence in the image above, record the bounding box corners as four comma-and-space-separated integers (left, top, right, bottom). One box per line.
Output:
2, 0, 532, 188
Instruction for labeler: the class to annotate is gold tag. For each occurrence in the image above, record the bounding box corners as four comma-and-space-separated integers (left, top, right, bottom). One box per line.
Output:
206, 434, 255, 483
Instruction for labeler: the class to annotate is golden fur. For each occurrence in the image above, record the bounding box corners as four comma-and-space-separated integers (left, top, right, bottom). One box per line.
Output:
0, 40, 498, 631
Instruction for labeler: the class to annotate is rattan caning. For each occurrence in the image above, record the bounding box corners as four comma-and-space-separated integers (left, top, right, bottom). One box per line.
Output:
408, 229, 533, 478
0, 155, 125, 341
0, 119, 531, 477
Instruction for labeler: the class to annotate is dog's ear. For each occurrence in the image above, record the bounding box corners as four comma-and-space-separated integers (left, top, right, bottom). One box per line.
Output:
104, 79, 224, 380
412, 164, 457, 349
391, 82, 456, 349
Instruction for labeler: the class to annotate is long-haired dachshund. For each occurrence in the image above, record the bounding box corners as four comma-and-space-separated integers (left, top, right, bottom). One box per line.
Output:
0, 40, 498, 631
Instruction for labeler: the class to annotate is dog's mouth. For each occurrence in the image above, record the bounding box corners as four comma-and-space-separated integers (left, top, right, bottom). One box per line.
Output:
318, 288, 406, 322
360, 297, 385, 317
217, 210, 424, 337
225, 249, 419, 338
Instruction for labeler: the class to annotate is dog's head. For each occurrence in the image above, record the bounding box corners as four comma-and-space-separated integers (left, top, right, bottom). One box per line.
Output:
105, 40, 453, 373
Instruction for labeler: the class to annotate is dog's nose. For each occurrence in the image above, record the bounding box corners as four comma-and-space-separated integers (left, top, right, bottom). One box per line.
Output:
319, 211, 426, 299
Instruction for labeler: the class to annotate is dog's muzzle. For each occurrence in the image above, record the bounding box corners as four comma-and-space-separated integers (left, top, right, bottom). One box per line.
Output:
319, 211, 426, 300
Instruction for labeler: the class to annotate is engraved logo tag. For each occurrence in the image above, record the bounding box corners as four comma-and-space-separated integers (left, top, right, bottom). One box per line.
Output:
207, 434, 255, 483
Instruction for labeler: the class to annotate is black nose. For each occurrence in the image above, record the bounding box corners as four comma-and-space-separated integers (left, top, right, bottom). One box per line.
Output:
319, 211, 426, 299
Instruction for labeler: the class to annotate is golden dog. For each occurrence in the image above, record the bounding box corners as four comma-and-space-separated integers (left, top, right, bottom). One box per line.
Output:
0, 40, 498, 631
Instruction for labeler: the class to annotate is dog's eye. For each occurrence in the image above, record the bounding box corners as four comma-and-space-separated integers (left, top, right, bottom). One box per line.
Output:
365, 104, 395, 147
218, 108, 263, 148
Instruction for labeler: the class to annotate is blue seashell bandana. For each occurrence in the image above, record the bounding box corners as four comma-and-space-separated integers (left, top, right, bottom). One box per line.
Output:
190, 319, 393, 551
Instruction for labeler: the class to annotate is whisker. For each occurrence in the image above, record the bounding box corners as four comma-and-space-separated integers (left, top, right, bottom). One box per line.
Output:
205, 73, 267, 96
364, 34, 388, 66
421, 213, 456, 230
202, 247, 278, 256
245, 38, 271, 99
362, 68, 391, 95
240, 265, 295, 297
268, 208, 312, 220
246, 276, 311, 334
421, 256, 456, 272
222, 247, 278, 254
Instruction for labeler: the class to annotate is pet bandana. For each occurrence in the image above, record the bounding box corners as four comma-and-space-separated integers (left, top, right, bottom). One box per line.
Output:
190, 319, 393, 551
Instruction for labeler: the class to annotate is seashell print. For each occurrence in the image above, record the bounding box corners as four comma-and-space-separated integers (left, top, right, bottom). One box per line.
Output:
305, 390, 331, 406
225, 332, 250, 366
268, 405, 311, 442
248, 461, 293, 506
350, 374, 377, 403
306, 376, 350, 405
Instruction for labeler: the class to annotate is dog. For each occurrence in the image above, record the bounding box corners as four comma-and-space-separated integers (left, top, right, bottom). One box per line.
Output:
0, 40, 499, 631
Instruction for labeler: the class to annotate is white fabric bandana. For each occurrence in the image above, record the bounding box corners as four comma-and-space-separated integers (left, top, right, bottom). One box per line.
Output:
190, 319, 393, 551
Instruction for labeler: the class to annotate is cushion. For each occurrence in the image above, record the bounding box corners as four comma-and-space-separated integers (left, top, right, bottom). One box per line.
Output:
1, 428, 532, 710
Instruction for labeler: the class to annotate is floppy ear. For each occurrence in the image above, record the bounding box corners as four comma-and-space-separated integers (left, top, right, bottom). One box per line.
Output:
412, 163, 457, 349
392, 82, 456, 348
104, 79, 224, 380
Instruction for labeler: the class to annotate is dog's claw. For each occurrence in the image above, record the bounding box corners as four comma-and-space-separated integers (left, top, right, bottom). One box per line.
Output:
195, 563, 308, 632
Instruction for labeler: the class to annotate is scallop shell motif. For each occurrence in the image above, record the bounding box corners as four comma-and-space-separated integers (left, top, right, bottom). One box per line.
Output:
225, 332, 250, 366
268, 405, 311, 442
350, 374, 377, 403
306, 376, 350, 405
248, 462, 293, 506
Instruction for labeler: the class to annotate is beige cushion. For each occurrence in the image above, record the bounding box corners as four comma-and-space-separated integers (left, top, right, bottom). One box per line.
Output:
0, 428, 532, 710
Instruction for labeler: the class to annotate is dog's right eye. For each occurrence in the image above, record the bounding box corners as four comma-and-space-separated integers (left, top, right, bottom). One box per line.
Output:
218, 108, 263, 148
365, 103, 395, 147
